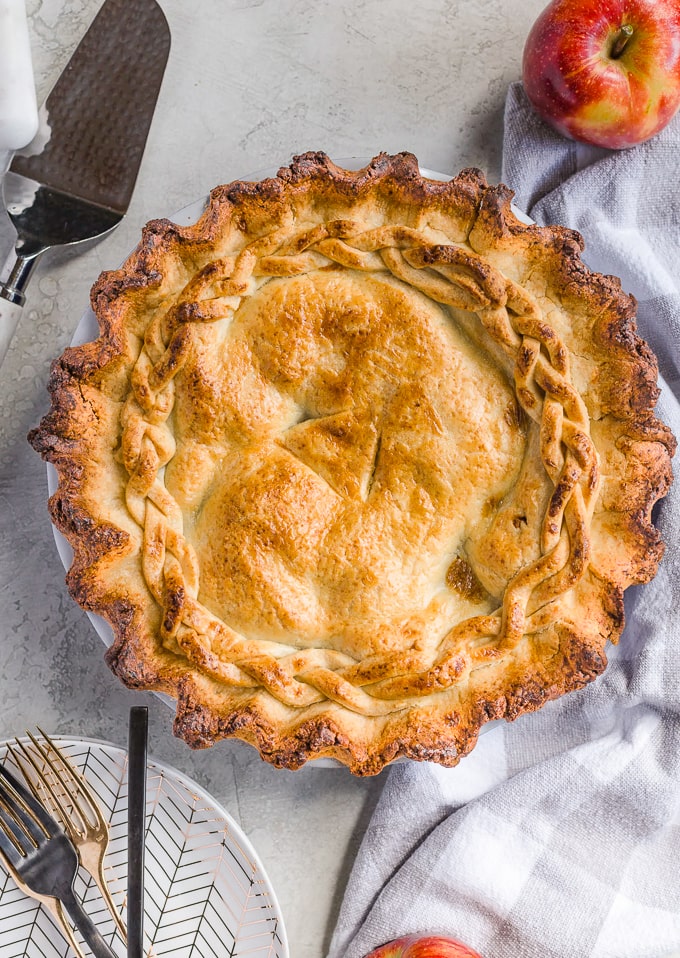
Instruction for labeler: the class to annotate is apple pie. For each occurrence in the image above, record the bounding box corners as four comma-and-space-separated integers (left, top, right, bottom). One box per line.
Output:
29, 153, 675, 774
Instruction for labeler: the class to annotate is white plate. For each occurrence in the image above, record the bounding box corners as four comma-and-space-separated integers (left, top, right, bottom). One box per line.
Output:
0, 736, 289, 958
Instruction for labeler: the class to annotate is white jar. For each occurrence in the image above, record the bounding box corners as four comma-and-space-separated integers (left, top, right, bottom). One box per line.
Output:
0, 0, 39, 157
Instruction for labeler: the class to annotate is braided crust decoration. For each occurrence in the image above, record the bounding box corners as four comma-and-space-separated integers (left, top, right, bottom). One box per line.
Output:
30, 153, 675, 774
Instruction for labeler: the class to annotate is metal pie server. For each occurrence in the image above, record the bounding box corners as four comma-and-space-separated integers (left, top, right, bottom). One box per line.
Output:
0, 0, 171, 364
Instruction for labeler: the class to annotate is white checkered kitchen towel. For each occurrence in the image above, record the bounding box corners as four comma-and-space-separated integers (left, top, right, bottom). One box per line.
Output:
328, 83, 680, 958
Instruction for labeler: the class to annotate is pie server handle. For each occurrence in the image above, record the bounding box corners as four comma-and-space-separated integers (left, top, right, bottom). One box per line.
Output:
0, 245, 44, 365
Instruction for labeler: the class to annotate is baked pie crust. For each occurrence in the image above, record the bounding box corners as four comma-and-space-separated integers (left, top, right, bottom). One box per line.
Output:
30, 153, 675, 774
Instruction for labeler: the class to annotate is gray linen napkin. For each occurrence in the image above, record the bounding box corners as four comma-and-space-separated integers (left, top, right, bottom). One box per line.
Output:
327, 83, 680, 958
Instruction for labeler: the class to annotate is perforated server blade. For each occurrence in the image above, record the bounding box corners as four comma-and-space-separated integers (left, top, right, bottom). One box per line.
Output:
0, 0, 170, 363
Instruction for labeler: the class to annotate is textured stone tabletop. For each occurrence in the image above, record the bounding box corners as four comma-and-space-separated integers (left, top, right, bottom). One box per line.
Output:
0, 1, 548, 955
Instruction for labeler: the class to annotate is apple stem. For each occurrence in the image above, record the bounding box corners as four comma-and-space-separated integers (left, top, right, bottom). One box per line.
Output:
610, 23, 634, 59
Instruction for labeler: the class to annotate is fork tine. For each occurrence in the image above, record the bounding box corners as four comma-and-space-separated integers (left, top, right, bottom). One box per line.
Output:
36, 729, 99, 828
39, 729, 104, 825
10, 740, 81, 842
0, 771, 46, 850
0, 763, 59, 839
0, 802, 28, 862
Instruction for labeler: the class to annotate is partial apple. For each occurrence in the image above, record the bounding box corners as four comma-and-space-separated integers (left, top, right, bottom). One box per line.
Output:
522, 0, 680, 148
363, 935, 483, 958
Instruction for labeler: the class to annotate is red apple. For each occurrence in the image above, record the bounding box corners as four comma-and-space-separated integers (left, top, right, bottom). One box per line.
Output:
522, 0, 680, 148
363, 935, 483, 958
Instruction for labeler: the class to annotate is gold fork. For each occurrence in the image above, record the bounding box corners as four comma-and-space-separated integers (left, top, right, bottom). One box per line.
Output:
8, 729, 127, 943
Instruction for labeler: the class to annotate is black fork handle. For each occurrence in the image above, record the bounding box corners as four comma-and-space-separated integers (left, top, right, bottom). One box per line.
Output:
60, 884, 118, 958
127, 706, 148, 958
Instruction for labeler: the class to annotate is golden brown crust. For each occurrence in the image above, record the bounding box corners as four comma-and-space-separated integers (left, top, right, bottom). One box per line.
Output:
29, 152, 675, 775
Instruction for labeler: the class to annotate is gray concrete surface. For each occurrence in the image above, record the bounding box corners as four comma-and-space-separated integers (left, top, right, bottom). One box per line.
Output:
0, 2, 550, 954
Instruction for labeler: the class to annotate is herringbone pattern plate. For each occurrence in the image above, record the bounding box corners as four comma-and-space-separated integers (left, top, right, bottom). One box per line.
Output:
0, 738, 288, 958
